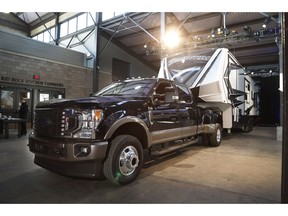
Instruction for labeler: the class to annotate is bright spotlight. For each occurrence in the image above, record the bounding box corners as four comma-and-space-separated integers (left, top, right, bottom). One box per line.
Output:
163, 31, 180, 48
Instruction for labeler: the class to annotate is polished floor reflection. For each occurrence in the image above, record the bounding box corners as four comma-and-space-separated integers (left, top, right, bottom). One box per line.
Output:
0, 127, 281, 203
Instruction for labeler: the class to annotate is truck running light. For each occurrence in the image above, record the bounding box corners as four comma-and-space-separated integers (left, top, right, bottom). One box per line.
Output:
93, 109, 103, 128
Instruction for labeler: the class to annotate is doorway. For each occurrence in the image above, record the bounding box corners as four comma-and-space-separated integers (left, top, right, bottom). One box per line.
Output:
0, 87, 32, 119
39, 90, 64, 102
0, 87, 32, 129
1, 84, 65, 129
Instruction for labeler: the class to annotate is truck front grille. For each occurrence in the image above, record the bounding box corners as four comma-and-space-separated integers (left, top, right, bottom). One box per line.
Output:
34, 108, 80, 138
34, 108, 65, 138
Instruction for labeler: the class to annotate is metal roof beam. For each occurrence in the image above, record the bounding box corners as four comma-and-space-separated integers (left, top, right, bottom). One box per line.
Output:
35, 12, 56, 43
1, 13, 30, 34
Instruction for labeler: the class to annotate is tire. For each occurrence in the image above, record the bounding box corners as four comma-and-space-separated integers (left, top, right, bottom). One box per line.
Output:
208, 123, 222, 147
200, 134, 209, 146
103, 135, 143, 185
243, 125, 250, 133
243, 122, 253, 133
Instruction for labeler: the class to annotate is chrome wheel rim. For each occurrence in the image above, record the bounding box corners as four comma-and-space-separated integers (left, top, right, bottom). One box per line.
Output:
216, 128, 221, 143
119, 146, 139, 176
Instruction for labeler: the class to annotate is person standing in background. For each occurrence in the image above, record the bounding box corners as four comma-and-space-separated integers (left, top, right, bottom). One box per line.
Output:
19, 97, 29, 136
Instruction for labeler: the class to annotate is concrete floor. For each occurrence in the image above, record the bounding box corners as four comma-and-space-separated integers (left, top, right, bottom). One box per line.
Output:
0, 127, 282, 204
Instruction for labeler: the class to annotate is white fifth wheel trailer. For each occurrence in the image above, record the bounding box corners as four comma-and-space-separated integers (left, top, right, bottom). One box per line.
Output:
158, 48, 259, 132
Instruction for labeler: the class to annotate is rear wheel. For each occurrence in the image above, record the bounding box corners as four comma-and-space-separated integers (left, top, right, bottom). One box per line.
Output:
200, 134, 209, 146
208, 123, 222, 147
243, 120, 254, 133
103, 135, 143, 185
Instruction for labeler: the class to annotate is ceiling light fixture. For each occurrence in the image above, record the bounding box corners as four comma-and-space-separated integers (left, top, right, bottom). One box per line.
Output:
162, 30, 180, 48
210, 28, 216, 38
262, 16, 271, 29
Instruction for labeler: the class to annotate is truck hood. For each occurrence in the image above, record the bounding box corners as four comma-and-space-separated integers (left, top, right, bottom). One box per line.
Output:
36, 96, 150, 109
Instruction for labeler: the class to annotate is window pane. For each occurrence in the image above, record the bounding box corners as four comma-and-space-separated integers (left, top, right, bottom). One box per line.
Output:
40, 93, 50, 102
38, 33, 44, 41
77, 13, 87, 30
60, 22, 68, 37
96, 80, 155, 97
49, 27, 55, 42
68, 18, 77, 34
87, 13, 96, 26
1, 90, 14, 110
43, 31, 50, 43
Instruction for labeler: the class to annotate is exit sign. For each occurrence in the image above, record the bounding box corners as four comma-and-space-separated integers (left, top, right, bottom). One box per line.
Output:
33, 75, 40, 80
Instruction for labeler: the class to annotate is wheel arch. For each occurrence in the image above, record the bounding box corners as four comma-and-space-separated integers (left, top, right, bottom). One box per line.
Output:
104, 117, 150, 149
202, 108, 223, 127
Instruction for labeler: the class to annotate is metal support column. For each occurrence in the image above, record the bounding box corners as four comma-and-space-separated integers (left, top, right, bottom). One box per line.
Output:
160, 12, 166, 63
55, 13, 60, 46
160, 12, 165, 48
282, 12, 288, 203
93, 12, 102, 92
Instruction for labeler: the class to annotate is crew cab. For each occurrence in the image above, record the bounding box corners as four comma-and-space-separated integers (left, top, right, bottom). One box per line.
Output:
28, 78, 222, 185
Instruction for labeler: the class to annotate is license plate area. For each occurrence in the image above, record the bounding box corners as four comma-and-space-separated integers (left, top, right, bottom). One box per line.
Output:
30, 139, 66, 157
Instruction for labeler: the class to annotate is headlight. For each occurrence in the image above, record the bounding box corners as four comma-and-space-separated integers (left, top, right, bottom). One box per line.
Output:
73, 109, 103, 139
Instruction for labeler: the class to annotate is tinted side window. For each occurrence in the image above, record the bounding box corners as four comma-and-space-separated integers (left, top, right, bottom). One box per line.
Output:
176, 84, 192, 103
153, 82, 175, 104
155, 82, 173, 95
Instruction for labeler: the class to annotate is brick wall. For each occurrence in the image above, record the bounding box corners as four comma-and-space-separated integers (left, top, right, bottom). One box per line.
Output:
0, 50, 93, 99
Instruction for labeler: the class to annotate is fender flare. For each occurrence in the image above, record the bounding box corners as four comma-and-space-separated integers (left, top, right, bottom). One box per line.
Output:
201, 110, 214, 124
104, 116, 151, 145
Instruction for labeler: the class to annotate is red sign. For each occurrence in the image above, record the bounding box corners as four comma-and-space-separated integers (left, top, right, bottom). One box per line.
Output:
33, 75, 40, 80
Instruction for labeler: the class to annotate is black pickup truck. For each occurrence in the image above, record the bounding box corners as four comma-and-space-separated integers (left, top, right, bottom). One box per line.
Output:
28, 78, 223, 185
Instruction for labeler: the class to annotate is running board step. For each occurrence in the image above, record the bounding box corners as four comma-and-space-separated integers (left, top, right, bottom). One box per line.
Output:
150, 139, 199, 156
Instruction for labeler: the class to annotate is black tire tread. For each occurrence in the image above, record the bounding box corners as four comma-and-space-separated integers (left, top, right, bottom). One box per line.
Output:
103, 135, 143, 185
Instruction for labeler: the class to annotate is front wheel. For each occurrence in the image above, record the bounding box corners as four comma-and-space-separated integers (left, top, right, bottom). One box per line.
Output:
103, 135, 143, 185
208, 123, 222, 147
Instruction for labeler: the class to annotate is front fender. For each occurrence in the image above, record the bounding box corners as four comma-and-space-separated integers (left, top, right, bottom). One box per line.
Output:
104, 116, 151, 144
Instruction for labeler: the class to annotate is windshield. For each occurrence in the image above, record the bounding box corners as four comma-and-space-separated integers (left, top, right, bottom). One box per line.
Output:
94, 79, 156, 97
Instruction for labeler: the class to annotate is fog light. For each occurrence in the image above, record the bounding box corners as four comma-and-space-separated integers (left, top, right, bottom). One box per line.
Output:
74, 145, 91, 157
81, 147, 88, 154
